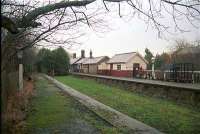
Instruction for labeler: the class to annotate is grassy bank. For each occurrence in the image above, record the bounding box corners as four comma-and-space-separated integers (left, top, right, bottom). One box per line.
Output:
55, 75, 200, 134
26, 76, 121, 134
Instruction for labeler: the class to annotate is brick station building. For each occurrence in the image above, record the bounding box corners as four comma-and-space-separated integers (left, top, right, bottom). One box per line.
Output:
98, 52, 148, 77
70, 50, 109, 74
70, 50, 147, 78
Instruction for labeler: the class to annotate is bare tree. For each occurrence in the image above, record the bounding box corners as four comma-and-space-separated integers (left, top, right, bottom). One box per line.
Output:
169, 39, 200, 69
1, 0, 106, 71
2, 0, 200, 45
1, 0, 200, 69
1, 1, 200, 122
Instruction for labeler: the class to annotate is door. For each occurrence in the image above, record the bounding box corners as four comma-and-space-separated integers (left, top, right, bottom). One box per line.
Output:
133, 63, 140, 77
110, 64, 113, 75
110, 64, 113, 70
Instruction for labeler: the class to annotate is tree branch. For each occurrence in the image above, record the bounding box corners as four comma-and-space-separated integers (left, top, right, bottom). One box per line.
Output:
1, 16, 19, 34
161, 0, 200, 15
18, 0, 96, 28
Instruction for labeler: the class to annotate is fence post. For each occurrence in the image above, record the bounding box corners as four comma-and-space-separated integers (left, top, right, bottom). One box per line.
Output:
17, 50, 23, 90
192, 73, 194, 84
164, 72, 166, 81
151, 57, 155, 80
19, 64, 23, 90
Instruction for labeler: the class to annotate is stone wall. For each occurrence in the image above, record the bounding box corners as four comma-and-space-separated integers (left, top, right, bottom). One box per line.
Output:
72, 74, 200, 107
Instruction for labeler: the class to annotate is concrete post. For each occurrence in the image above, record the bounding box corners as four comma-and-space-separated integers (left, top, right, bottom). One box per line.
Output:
152, 63, 155, 79
164, 72, 166, 81
19, 64, 23, 90
17, 50, 23, 90
151, 57, 155, 80
192, 73, 194, 84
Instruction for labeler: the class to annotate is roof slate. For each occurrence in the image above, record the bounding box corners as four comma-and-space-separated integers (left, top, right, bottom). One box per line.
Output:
75, 57, 90, 64
177, 47, 200, 55
83, 56, 108, 64
70, 57, 81, 64
107, 52, 137, 63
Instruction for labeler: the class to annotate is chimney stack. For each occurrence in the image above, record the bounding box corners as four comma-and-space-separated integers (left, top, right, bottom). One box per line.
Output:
73, 53, 76, 59
90, 50, 93, 58
81, 50, 85, 58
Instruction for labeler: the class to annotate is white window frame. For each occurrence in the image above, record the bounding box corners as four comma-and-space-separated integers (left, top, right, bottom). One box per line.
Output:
117, 64, 121, 70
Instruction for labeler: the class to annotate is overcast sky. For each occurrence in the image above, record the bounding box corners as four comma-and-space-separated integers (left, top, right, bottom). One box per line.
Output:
37, 0, 200, 58
67, 17, 199, 58
64, 1, 200, 58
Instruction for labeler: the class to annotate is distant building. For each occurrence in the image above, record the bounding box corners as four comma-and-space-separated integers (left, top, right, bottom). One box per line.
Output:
176, 47, 200, 55
70, 50, 84, 72
173, 46, 200, 70
70, 57, 81, 72
75, 50, 109, 74
70, 50, 148, 77
97, 58, 110, 75
106, 52, 148, 77
83, 56, 109, 74
76, 57, 90, 73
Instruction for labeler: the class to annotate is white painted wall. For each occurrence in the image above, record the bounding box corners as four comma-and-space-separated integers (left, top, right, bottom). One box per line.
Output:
111, 55, 147, 71
126, 55, 147, 70
98, 55, 147, 71
113, 63, 126, 70
98, 62, 110, 70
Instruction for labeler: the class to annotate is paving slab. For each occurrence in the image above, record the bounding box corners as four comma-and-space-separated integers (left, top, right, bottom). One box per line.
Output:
44, 74, 164, 134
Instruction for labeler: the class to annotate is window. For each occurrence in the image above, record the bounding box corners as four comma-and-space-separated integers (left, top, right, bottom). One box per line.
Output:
133, 63, 140, 70
117, 64, 121, 70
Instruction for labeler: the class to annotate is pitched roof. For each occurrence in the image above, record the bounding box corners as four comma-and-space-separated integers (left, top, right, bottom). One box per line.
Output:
70, 57, 81, 64
83, 56, 108, 64
107, 52, 137, 63
177, 47, 200, 55
76, 57, 90, 64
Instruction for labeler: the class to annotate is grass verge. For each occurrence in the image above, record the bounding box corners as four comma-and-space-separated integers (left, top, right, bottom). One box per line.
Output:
26, 76, 122, 134
55, 75, 200, 134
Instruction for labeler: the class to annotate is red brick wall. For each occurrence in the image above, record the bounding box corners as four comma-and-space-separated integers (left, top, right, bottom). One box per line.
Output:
98, 69, 133, 77
110, 70, 133, 77
97, 70, 110, 76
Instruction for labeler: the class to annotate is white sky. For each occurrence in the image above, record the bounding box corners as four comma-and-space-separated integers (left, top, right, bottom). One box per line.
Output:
36, 0, 200, 57
63, 1, 200, 58
67, 16, 199, 58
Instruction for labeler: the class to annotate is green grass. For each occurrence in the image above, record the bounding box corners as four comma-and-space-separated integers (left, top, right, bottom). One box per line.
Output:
55, 75, 200, 134
26, 76, 122, 134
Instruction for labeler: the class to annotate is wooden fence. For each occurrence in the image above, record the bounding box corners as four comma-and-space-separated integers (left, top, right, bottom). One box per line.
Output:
97, 69, 200, 83
144, 70, 200, 83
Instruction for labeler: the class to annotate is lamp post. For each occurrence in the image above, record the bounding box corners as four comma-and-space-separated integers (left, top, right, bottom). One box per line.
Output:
17, 50, 23, 90
152, 57, 155, 80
